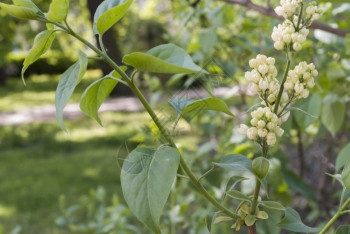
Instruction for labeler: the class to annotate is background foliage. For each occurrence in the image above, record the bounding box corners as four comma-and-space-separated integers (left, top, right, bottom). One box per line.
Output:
0, 0, 349, 233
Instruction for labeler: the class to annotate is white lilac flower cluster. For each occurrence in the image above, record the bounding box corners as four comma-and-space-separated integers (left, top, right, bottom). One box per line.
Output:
245, 55, 279, 106
272, 0, 322, 51
238, 107, 284, 146
271, 20, 309, 51
238, 0, 320, 147
284, 62, 318, 99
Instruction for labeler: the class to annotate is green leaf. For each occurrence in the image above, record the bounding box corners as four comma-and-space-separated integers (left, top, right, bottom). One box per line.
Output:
336, 225, 350, 234
327, 67, 346, 80
46, 0, 69, 22
121, 146, 180, 233
326, 173, 345, 188
245, 214, 256, 226
212, 215, 233, 225
93, 0, 133, 35
123, 43, 204, 74
55, 51, 88, 130
226, 190, 252, 203
336, 143, 350, 171
22, 30, 55, 83
169, 97, 233, 120
0, 3, 37, 20
213, 154, 252, 174
321, 96, 345, 136
276, 208, 320, 233
258, 201, 286, 211
256, 211, 268, 220
342, 161, 350, 191
80, 67, 126, 125
295, 94, 322, 129
13, 0, 39, 11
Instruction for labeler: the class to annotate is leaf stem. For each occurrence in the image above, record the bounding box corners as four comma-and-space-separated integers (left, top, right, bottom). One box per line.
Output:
60, 23, 239, 220
319, 198, 350, 234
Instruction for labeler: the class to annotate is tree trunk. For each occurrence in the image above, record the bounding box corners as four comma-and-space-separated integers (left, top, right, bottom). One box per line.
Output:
0, 67, 6, 86
86, 0, 133, 96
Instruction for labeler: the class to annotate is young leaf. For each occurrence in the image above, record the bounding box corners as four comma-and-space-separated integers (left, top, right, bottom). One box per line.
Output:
212, 215, 233, 225
336, 225, 350, 234
336, 143, 350, 171
55, 51, 88, 130
46, 0, 69, 22
321, 97, 345, 136
93, 0, 133, 35
0, 3, 37, 20
213, 154, 252, 174
22, 30, 55, 83
169, 97, 233, 120
226, 190, 252, 203
256, 210, 268, 219
123, 43, 204, 74
276, 208, 320, 233
80, 67, 127, 125
245, 214, 256, 226
13, 0, 40, 11
342, 161, 350, 190
258, 201, 286, 211
121, 146, 180, 233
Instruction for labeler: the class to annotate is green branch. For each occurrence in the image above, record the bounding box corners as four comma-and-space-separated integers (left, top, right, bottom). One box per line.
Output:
55, 22, 239, 220
319, 198, 350, 234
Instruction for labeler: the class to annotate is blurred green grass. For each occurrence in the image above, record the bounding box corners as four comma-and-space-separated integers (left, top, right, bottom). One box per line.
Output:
0, 72, 148, 233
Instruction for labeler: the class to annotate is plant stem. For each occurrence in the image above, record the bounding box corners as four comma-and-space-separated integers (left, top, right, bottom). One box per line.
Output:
273, 58, 291, 114
319, 198, 350, 234
251, 180, 261, 215
59, 23, 239, 220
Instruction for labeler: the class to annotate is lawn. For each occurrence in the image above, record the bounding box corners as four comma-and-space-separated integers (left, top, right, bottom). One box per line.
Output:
0, 72, 149, 233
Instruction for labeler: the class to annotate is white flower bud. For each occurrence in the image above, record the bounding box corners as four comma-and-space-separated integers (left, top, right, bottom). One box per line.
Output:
274, 41, 284, 50
251, 118, 259, 126
238, 124, 249, 135
247, 127, 258, 140
293, 42, 302, 51
257, 120, 266, 128
311, 70, 318, 77
249, 59, 257, 68
258, 128, 268, 138
267, 122, 276, 130
284, 82, 293, 91
275, 127, 284, 137
267, 57, 275, 65
259, 79, 269, 90
266, 132, 277, 146
307, 79, 315, 88
258, 64, 268, 75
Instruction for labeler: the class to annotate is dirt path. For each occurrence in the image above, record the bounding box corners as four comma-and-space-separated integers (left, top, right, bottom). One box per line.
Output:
0, 87, 240, 126
0, 97, 143, 126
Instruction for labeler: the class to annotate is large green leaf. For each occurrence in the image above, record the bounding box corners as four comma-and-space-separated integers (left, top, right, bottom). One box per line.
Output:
342, 161, 350, 191
321, 96, 345, 136
22, 30, 55, 83
80, 67, 126, 125
46, 0, 69, 22
276, 208, 320, 233
169, 97, 233, 120
0, 3, 37, 20
93, 0, 132, 35
213, 154, 252, 173
55, 51, 88, 130
336, 143, 350, 171
336, 225, 350, 234
121, 146, 180, 233
123, 43, 204, 74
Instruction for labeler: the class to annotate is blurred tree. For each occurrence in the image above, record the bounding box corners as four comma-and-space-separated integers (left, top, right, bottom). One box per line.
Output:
87, 0, 132, 96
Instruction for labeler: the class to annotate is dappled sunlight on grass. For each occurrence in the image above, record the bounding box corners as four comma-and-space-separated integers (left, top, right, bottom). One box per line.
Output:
0, 204, 16, 218
0, 70, 102, 112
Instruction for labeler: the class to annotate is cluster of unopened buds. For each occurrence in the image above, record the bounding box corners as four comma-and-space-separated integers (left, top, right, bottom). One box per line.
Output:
239, 0, 320, 147
239, 107, 284, 146
284, 62, 318, 99
272, 0, 322, 51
